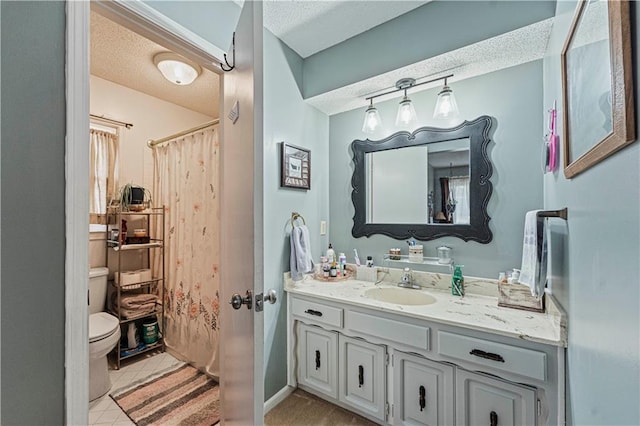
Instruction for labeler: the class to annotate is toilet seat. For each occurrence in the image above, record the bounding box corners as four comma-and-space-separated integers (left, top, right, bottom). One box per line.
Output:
90, 312, 119, 343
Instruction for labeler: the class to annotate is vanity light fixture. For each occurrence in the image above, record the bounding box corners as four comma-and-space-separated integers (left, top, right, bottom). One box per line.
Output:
153, 52, 202, 86
362, 99, 382, 134
433, 77, 460, 119
394, 78, 417, 127
362, 74, 457, 134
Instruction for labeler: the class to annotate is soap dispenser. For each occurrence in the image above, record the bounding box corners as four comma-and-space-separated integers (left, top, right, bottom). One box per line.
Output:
451, 264, 464, 297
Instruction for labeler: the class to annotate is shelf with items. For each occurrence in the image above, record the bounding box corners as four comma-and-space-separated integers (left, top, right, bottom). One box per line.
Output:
120, 338, 164, 360
383, 254, 453, 266
107, 241, 163, 250
111, 277, 164, 292
106, 205, 165, 369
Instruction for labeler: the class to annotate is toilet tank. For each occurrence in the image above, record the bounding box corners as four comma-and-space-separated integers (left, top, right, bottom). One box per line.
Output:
89, 267, 109, 315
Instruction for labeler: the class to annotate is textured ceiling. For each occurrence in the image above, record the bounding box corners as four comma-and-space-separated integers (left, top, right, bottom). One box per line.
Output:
263, 0, 430, 58
90, 12, 218, 118
306, 18, 554, 115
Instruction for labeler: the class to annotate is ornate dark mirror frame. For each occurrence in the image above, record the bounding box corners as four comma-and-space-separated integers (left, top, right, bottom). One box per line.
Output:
351, 115, 493, 243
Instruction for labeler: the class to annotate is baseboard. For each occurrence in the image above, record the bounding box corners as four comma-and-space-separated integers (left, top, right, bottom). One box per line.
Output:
264, 385, 295, 414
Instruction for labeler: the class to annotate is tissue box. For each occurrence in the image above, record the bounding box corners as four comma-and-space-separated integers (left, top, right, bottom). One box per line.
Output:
498, 281, 545, 312
356, 266, 378, 283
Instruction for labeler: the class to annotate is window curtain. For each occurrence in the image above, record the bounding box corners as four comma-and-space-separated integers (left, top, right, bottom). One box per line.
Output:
151, 126, 220, 378
450, 177, 470, 224
89, 129, 119, 215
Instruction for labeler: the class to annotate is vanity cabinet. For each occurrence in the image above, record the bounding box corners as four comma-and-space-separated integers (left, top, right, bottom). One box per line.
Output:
455, 369, 537, 426
297, 323, 338, 399
393, 351, 454, 426
288, 293, 562, 425
339, 335, 387, 421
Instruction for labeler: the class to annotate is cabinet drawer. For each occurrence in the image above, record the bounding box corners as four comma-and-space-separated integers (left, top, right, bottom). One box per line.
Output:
347, 310, 430, 351
438, 331, 546, 381
292, 297, 343, 328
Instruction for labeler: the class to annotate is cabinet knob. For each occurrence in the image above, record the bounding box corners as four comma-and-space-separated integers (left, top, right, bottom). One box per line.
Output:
358, 365, 364, 387
490, 410, 498, 426
315, 350, 321, 370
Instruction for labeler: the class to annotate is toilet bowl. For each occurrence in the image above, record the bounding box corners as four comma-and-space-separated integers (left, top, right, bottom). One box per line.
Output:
88, 267, 120, 401
89, 312, 120, 401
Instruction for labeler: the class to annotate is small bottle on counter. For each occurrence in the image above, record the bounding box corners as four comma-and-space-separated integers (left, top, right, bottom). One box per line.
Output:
330, 261, 338, 277
326, 244, 336, 264
451, 264, 465, 296
339, 252, 347, 276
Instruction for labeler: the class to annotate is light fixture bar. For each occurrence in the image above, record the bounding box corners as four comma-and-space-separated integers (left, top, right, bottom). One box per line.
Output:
365, 73, 454, 102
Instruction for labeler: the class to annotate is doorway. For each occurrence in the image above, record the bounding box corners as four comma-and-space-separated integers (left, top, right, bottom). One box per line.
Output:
66, 2, 265, 424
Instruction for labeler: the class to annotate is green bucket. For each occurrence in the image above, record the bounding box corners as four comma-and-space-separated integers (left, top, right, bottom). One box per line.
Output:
142, 320, 158, 344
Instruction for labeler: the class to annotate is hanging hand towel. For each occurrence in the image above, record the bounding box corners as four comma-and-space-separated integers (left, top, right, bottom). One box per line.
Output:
519, 210, 547, 298
290, 224, 314, 281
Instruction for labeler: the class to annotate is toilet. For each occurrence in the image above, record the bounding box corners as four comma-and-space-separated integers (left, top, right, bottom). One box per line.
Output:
89, 267, 120, 401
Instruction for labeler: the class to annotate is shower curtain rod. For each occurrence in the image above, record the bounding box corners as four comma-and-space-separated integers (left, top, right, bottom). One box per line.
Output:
90, 114, 133, 129
147, 119, 219, 148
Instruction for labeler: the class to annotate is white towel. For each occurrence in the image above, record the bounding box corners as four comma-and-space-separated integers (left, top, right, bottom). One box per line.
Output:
518, 210, 547, 299
290, 224, 314, 281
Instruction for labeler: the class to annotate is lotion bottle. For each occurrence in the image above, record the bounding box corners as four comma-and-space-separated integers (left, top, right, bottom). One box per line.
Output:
326, 244, 336, 264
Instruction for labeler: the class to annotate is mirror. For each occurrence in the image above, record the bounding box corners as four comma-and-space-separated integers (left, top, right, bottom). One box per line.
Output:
351, 116, 493, 243
561, 0, 635, 178
365, 139, 470, 224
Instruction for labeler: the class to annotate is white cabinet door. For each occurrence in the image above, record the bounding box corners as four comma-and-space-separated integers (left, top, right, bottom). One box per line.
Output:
394, 351, 454, 426
339, 335, 386, 421
297, 323, 338, 399
456, 369, 537, 426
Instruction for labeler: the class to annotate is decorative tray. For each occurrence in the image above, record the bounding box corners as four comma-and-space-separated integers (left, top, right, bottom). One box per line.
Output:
313, 271, 352, 282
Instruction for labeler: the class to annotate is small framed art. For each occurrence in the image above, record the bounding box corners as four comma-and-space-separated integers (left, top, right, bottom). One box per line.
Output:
281, 142, 311, 189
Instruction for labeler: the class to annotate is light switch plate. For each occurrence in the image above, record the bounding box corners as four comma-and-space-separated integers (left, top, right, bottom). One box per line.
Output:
320, 221, 327, 235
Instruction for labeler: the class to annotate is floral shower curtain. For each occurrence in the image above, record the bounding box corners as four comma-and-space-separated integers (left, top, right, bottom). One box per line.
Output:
152, 125, 220, 378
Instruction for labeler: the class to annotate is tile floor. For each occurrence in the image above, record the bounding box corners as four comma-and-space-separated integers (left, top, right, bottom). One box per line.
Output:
89, 351, 182, 426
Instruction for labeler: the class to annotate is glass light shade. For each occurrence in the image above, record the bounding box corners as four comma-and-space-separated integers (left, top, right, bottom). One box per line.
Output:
395, 96, 417, 127
362, 105, 382, 133
433, 85, 460, 119
154, 53, 201, 86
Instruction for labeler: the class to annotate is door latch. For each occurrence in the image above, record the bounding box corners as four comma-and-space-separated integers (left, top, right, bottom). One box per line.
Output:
229, 290, 253, 310
255, 289, 277, 312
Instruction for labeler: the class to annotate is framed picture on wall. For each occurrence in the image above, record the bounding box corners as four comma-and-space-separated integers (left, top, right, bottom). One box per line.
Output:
281, 142, 311, 190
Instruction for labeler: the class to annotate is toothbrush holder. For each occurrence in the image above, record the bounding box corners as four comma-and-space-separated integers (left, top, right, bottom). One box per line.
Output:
408, 245, 424, 263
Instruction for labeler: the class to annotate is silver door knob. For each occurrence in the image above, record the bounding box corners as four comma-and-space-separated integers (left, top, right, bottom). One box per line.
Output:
229, 290, 253, 310
263, 289, 277, 304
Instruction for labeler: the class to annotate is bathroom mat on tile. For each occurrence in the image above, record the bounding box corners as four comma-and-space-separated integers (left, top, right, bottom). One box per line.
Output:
110, 363, 220, 426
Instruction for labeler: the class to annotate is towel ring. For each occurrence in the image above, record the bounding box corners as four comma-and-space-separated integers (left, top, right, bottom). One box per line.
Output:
291, 212, 306, 228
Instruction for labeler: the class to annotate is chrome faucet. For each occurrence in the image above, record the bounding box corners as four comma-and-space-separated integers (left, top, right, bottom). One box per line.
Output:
398, 267, 421, 289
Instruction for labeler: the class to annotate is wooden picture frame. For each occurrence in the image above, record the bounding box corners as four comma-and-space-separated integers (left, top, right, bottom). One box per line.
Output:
561, 0, 635, 179
281, 142, 311, 189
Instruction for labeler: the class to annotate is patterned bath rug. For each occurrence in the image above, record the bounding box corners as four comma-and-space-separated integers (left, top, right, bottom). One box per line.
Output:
110, 363, 220, 426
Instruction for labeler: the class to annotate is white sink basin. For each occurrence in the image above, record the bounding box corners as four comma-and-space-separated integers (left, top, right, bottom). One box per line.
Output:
364, 287, 437, 306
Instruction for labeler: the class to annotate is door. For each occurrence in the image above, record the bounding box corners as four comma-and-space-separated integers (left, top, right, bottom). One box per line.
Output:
219, 1, 264, 425
297, 323, 339, 398
339, 335, 387, 421
456, 369, 537, 426
394, 351, 454, 426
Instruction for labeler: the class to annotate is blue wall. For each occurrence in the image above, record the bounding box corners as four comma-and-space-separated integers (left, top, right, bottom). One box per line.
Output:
543, 1, 640, 424
262, 29, 330, 400
1, 1, 66, 423
328, 61, 544, 279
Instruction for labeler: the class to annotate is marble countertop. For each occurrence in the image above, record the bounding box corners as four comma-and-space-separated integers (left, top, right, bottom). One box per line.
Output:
285, 271, 567, 348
